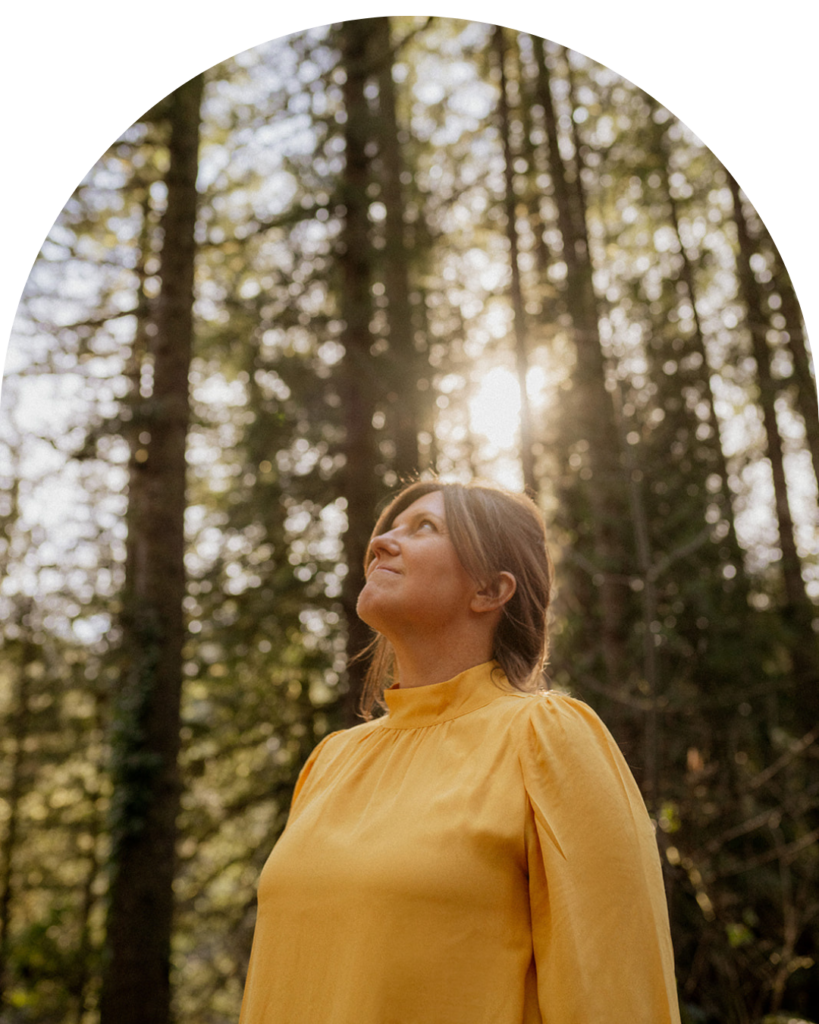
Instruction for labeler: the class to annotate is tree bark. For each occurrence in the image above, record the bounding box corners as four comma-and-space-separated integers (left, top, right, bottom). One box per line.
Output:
371, 16, 421, 482
493, 26, 537, 495
653, 111, 747, 585
122, 191, 155, 624
99, 72, 203, 1024
532, 37, 630, 701
760, 232, 819, 492
0, 608, 35, 1010
728, 175, 807, 614
612, 389, 661, 812
727, 173, 819, 712
337, 21, 382, 724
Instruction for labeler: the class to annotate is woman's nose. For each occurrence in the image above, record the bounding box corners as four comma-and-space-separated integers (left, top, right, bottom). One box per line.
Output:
369, 530, 400, 557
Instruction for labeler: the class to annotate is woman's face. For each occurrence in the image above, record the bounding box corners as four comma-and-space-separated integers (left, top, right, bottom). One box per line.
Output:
356, 490, 479, 642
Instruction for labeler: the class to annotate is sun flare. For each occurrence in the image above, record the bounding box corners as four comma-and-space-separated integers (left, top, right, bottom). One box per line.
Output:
468, 366, 546, 452
468, 368, 521, 449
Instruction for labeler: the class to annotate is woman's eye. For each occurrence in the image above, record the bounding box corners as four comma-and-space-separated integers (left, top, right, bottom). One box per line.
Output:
418, 518, 435, 531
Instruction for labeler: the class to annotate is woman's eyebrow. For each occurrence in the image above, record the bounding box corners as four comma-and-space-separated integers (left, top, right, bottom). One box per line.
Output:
396, 509, 446, 529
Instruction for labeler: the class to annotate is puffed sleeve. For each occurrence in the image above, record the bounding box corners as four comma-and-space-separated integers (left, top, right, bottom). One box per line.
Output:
520, 692, 680, 1024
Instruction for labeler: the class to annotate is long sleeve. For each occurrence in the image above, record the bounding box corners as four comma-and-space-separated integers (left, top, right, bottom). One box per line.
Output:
520, 693, 681, 1024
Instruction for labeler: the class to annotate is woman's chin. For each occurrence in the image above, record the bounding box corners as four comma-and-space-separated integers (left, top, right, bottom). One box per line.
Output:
355, 590, 381, 630
356, 593, 396, 639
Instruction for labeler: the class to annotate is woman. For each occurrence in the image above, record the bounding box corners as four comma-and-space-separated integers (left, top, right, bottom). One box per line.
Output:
239, 480, 681, 1024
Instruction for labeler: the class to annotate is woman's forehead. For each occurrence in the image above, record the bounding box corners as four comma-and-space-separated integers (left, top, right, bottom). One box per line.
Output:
392, 490, 446, 526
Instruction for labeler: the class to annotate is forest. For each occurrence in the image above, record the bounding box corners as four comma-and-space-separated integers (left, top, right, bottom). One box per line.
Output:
0, 16, 817, 1024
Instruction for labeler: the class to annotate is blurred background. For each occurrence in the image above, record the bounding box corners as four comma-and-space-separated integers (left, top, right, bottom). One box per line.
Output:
1, 17, 817, 1024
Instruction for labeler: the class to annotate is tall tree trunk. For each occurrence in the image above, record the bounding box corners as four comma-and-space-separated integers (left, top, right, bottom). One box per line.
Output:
99, 73, 203, 1024
122, 191, 155, 622
728, 174, 807, 614
337, 21, 381, 725
727, 173, 819, 714
371, 17, 421, 481
517, 50, 555, 307
61, 690, 108, 1021
0, 607, 35, 1010
70, 758, 104, 1020
415, 286, 439, 474
517, 44, 545, 278
759, 232, 819, 492
612, 390, 661, 811
653, 112, 747, 585
532, 37, 630, 704
494, 26, 537, 495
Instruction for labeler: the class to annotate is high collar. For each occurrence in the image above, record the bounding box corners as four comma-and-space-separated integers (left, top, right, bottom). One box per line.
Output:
381, 660, 513, 729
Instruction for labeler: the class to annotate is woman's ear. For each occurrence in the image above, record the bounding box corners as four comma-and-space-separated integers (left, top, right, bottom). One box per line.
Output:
471, 571, 517, 614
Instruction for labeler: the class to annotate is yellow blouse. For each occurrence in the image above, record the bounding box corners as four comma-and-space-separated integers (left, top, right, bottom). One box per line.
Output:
239, 661, 681, 1024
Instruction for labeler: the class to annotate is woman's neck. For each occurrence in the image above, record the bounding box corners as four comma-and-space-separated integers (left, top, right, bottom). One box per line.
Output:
391, 631, 494, 689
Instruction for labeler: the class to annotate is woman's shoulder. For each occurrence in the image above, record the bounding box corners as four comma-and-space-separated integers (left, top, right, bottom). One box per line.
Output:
291, 717, 384, 806
524, 686, 607, 722
499, 685, 606, 730
305, 715, 384, 760
501, 687, 621, 766
509, 688, 647, 816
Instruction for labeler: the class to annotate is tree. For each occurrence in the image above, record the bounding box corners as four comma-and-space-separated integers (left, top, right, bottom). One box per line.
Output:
744, 200, 818, 494
728, 171, 819, 719
492, 26, 537, 495
335, 20, 389, 723
371, 17, 425, 482
530, 38, 633, 721
100, 72, 204, 1024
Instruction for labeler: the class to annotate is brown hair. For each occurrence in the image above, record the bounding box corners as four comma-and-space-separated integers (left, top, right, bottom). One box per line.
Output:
357, 479, 554, 719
